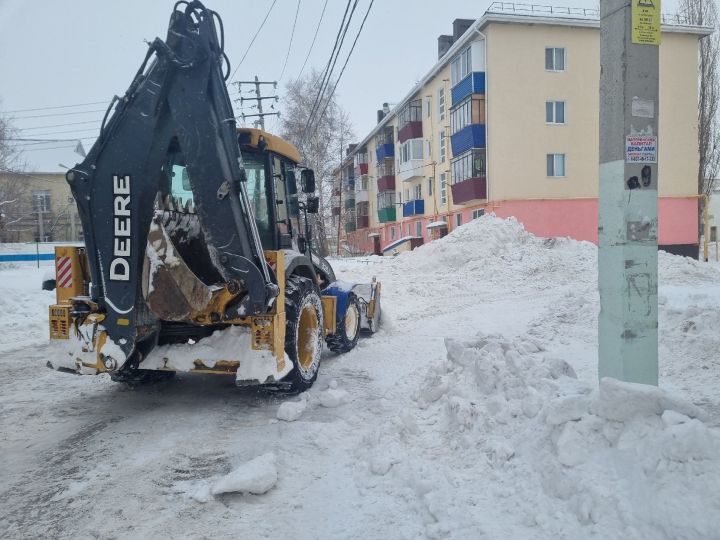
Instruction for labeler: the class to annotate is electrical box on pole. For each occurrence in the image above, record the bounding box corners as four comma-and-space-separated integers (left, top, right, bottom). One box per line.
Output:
598, 0, 661, 385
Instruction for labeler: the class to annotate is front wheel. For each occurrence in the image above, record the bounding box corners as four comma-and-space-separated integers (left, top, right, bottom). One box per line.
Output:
326, 294, 360, 353
283, 275, 324, 393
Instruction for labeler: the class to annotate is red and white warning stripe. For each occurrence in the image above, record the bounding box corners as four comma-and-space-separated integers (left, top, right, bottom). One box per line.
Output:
56, 256, 73, 288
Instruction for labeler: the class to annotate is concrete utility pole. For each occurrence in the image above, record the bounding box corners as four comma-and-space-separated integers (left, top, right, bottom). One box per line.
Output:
599, 0, 661, 385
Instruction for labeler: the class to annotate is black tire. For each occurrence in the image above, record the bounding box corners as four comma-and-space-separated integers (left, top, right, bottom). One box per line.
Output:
326, 294, 361, 353
283, 275, 324, 393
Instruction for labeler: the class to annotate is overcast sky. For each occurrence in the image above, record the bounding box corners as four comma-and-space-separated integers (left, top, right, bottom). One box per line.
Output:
0, 0, 682, 172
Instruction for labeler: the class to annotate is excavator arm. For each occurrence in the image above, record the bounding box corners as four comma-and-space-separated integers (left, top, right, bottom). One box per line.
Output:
66, 1, 276, 368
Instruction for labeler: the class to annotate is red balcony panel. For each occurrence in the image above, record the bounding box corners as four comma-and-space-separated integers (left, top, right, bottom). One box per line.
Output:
398, 121, 423, 144
355, 163, 368, 176
377, 175, 396, 192
332, 207, 340, 216
357, 215, 369, 229
451, 176, 487, 205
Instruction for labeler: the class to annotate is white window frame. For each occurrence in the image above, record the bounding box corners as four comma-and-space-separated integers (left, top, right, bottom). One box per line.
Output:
545, 101, 566, 124
438, 87, 445, 120
546, 153, 566, 177
400, 138, 424, 164
472, 209, 485, 220
428, 177, 433, 196
415, 220, 422, 237
390, 226, 396, 240
545, 47, 566, 72
450, 96, 472, 135
455, 213, 462, 227
440, 173, 447, 205
404, 188, 410, 202
413, 183, 422, 200
451, 46, 472, 86
406, 223, 412, 236
439, 131, 446, 163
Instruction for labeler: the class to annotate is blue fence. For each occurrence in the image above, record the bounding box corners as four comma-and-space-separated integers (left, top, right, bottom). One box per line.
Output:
0, 253, 55, 262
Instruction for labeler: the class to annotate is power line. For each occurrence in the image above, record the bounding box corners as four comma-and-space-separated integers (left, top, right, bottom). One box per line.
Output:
0, 101, 108, 114
17, 120, 102, 131
296, 0, 329, 82
309, 0, 374, 140
14, 127, 99, 138
278, 0, 302, 84
302, 0, 353, 142
9, 108, 108, 120
229, 0, 278, 82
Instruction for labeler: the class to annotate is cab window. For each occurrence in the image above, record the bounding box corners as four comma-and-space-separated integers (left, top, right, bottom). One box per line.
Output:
242, 151, 272, 246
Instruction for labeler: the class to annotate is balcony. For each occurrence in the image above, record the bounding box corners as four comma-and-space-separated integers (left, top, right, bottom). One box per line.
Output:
377, 207, 396, 223
398, 159, 424, 182
402, 199, 425, 217
345, 197, 355, 209
344, 176, 355, 189
451, 175, 487, 205
376, 143, 395, 161
377, 174, 396, 192
451, 124, 486, 156
332, 207, 340, 217
451, 72, 486, 106
355, 188, 368, 203
355, 163, 368, 177
345, 222, 356, 233
398, 99, 422, 144
357, 215, 369, 229
398, 122, 422, 144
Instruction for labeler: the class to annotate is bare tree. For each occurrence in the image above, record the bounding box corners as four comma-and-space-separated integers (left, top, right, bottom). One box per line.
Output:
280, 70, 354, 256
0, 105, 31, 241
679, 0, 720, 197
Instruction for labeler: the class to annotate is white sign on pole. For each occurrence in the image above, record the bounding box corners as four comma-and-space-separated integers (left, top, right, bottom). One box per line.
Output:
625, 135, 657, 163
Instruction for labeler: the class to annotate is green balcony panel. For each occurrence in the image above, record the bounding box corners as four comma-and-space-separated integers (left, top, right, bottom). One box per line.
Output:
378, 207, 396, 223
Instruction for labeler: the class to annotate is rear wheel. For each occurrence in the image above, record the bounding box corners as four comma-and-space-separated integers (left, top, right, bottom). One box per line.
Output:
326, 294, 360, 353
283, 275, 324, 393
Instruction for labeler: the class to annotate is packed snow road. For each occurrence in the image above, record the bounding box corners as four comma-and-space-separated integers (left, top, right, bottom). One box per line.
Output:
2, 216, 720, 539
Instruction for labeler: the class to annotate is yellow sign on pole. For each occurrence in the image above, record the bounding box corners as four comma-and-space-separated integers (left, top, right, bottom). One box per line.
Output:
632, 0, 661, 45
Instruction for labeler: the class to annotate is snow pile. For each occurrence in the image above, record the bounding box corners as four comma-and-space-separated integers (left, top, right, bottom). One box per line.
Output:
356, 332, 720, 538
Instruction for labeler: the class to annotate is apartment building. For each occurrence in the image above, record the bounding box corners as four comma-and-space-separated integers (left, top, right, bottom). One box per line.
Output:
0, 171, 80, 243
333, 3, 711, 257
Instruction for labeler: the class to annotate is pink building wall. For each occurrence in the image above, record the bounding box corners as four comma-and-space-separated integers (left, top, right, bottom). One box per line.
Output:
359, 197, 700, 253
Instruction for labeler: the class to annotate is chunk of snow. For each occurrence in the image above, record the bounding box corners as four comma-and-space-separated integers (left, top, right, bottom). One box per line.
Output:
211, 453, 277, 496
318, 387, 348, 408
277, 396, 308, 422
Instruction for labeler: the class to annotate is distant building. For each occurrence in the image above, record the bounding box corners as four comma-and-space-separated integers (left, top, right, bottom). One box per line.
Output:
0, 171, 81, 243
333, 3, 712, 258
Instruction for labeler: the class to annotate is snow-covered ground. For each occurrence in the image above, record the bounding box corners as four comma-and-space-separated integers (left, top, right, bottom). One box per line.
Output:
1, 216, 719, 539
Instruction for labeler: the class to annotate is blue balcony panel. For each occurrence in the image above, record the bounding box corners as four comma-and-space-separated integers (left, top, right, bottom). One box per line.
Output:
376, 143, 395, 161
402, 199, 425, 217
451, 72, 486, 105
450, 124, 486, 156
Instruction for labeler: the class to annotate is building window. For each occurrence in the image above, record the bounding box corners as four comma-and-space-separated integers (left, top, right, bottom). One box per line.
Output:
426, 97, 432, 118
545, 47, 565, 71
390, 226, 396, 240
415, 220, 422, 237
378, 191, 396, 209
438, 87, 445, 120
546, 101, 565, 124
428, 177, 433, 196
406, 223, 411, 236
472, 208, 485, 220
439, 131, 446, 163
32, 189, 51, 213
456, 213, 463, 227
547, 153, 566, 177
451, 149, 486, 185
404, 188, 410, 202
440, 173, 447, 205
413, 184, 422, 200
451, 46, 472, 86
400, 138, 424, 164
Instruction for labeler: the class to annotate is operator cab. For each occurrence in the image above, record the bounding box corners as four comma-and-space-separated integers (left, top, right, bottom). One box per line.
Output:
236, 128, 318, 255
